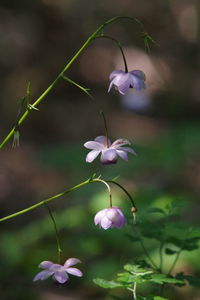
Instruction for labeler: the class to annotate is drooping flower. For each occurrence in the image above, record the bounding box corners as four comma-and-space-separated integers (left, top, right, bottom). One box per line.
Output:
94, 206, 127, 230
108, 69, 146, 95
33, 258, 83, 284
84, 136, 136, 165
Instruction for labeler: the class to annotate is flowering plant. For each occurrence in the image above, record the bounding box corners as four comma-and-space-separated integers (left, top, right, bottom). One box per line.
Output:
0, 15, 199, 300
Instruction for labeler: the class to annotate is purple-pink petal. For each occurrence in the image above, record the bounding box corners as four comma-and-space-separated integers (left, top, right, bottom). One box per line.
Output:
33, 270, 54, 281
66, 267, 83, 277
116, 73, 132, 95
49, 264, 62, 272
54, 271, 69, 284
131, 75, 145, 90
64, 258, 81, 268
114, 207, 125, 217
118, 146, 137, 155
84, 141, 104, 150
112, 72, 128, 86
114, 216, 126, 228
94, 208, 108, 225
109, 70, 124, 81
111, 138, 131, 148
108, 80, 114, 93
116, 150, 129, 161
100, 216, 112, 229
100, 149, 118, 164
129, 70, 146, 80
86, 150, 100, 163
39, 261, 53, 269
94, 136, 111, 147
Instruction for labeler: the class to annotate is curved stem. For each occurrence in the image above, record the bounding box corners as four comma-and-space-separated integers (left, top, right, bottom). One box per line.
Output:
107, 180, 137, 209
0, 177, 112, 222
94, 178, 112, 207
45, 204, 63, 264
0, 16, 144, 149
95, 34, 128, 72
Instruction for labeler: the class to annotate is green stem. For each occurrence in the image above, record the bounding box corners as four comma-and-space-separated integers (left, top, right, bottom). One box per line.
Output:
139, 237, 158, 270
0, 16, 143, 150
95, 35, 128, 72
62, 76, 111, 149
100, 111, 109, 148
0, 177, 111, 222
45, 203, 63, 264
133, 225, 158, 270
107, 180, 137, 209
167, 249, 182, 275
159, 242, 164, 272
62, 75, 92, 98
133, 282, 137, 300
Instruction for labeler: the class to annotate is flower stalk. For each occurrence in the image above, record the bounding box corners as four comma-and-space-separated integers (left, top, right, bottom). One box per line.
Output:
45, 204, 63, 264
94, 34, 128, 72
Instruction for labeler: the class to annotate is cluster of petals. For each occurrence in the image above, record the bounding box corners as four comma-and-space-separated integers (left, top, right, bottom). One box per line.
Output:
84, 136, 136, 165
108, 69, 146, 95
94, 206, 127, 230
33, 258, 82, 284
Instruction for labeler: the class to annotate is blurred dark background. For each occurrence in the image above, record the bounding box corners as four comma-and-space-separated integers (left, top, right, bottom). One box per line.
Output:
0, 0, 200, 299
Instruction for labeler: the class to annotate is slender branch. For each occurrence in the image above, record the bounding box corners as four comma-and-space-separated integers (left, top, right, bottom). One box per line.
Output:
0, 16, 144, 149
0, 177, 112, 223
45, 203, 63, 264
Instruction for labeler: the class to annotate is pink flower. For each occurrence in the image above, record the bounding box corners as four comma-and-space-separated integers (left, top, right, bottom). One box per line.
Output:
33, 258, 82, 284
108, 69, 146, 95
94, 207, 127, 230
84, 136, 136, 165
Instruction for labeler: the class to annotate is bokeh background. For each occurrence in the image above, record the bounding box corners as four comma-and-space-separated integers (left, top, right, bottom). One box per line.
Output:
0, 0, 200, 299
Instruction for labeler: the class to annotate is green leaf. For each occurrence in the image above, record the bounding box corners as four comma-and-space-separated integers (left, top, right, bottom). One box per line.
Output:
165, 248, 177, 255
150, 274, 184, 285
93, 278, 122, 289
124, 264, 152, 275
148, 208, 166, 215
139, 221, 165, 241
166, 236, 200, 251
126, 234, 140, 243
117, 272, 145, 284
176, 272, 200, 287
